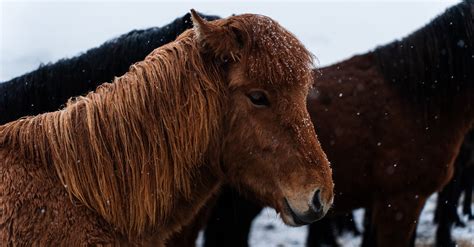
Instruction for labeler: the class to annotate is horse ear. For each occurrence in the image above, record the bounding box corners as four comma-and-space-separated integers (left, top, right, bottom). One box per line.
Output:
190, 9, 242, 61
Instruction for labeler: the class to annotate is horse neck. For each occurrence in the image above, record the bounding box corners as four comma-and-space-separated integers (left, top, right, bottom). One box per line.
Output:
0, 40, 225, 239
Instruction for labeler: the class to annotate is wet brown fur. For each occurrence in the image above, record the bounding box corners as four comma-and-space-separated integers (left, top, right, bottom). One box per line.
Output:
0, 12, 333, 245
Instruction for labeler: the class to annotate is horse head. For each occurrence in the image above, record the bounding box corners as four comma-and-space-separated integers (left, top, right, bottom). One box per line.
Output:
192, 10, 334, 225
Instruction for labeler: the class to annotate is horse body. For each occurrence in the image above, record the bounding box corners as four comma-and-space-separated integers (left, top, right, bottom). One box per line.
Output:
307, 2, 474, 245
0, 147, 117, 245
0, 12, 334, 245
308, 51, 472, 245
0, 145, 221, 246
314, 52, 469, 206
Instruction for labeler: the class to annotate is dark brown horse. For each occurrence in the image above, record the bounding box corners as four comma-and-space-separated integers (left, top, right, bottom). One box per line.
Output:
198, 2, 473, 247
0, 11, 333, 245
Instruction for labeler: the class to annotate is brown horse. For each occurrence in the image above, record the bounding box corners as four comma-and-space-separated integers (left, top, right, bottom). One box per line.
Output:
0, 11, 333, 245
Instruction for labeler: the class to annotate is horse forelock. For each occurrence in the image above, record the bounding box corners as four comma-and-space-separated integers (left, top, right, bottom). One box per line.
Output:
224, 14, 315, 88
0, 29, 226, 239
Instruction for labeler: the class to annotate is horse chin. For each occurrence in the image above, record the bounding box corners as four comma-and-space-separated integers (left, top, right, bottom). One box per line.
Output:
280, 212, 306, 227
279, 199, 309, 227
281, 198, 325, 227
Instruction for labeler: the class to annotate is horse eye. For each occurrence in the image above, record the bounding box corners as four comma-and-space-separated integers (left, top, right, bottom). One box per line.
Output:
247, 91, 270, 107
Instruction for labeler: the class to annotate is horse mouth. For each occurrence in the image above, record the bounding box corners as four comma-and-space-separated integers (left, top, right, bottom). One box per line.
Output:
283, 198, 325, 226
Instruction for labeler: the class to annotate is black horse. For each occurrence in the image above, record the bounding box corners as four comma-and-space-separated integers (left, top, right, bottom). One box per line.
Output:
0, 12, 219, 125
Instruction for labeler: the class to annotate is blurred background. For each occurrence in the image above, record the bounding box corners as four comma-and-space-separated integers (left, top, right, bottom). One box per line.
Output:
0, 0, 459, 81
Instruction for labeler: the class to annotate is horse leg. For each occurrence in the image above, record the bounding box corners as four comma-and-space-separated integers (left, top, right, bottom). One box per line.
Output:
360, 207, 416, 247
371, 194, 427, 247
346, 212, 361, 236
434, 182, 460, 246
452, 162, 467, 227
435, 165, 464, 227
435, 187, 458, 247
463, 184, 473, 220
453, 186, 466, 228
306, 216, 339, 247
361, 208, 376, 247
408, 220, 417, 247
435, 211, 456, 247
462, 166, 474, 220
203, 186, 262, 247
434, 192, 443, 224
334, 213, 360, 236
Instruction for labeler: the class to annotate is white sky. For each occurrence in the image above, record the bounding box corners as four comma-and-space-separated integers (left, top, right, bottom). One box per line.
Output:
0, 0, 460, 81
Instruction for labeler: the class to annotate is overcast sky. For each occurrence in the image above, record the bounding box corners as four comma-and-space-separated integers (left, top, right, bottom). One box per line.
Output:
0, 0, 460, 81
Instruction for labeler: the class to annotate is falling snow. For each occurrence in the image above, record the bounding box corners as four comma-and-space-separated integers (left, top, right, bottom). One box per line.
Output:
197, 195, 474, 247
1, 2, 471, 246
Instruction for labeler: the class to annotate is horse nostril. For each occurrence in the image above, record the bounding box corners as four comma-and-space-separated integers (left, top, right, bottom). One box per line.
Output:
311, 189, 323, 213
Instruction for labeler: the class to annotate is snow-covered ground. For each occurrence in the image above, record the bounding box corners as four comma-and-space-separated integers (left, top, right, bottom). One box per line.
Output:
238, 194, 474, 247
196, 194, 474, 247
2, 1, 473, 246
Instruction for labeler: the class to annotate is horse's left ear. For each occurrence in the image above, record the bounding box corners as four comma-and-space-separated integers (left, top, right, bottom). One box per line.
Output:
191, 9, 243, 61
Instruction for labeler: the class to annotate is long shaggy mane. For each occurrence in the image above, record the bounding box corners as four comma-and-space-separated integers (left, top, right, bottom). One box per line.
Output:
0, 29, 225, 238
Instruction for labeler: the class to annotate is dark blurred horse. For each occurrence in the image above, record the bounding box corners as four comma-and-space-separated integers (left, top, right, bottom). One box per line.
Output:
312, 132, 474, 247
0, 12, 219, 125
